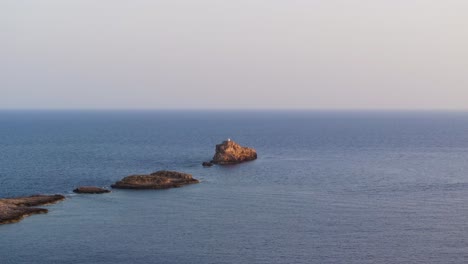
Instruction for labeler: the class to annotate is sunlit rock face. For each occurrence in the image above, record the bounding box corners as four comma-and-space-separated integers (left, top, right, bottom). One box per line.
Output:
211, 140, 257, 165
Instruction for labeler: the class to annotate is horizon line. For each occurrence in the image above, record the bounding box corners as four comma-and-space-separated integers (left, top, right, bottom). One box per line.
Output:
1, 108, 468, 112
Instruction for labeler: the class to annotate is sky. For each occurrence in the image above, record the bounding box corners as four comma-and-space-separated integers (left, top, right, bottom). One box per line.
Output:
1, 0, 468, 110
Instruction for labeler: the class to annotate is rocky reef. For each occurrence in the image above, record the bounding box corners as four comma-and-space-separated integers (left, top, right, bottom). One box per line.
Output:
111, 170, 199, 189
211, 140, 257, 164
0, 194, 65, 224
73, 186, 110, 194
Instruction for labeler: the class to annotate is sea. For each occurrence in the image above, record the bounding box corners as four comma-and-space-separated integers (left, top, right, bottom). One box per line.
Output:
1, 110, 468, 264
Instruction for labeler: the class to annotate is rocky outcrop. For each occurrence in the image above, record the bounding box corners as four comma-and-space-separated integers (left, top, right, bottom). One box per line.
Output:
0, 194, 65, 225
211, 140, 257, 164
111, 170, 199, 189
73, 186, 110, 194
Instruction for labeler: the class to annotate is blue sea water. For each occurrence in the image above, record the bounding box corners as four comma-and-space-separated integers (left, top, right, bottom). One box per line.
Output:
1, 110, 468, 264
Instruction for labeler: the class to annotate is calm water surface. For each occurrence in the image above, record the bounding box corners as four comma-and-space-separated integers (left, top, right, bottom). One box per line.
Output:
1, 111, 468, 264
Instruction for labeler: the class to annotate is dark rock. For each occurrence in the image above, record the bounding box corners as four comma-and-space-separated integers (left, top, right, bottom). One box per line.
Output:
212, 139, 257, 164
73, 186, 110, 194
202, 161, 214, 167
0, 194, 65, 225
111, 170, 199, 190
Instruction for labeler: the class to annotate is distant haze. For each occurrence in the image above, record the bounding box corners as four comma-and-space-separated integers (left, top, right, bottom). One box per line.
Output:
1, 0, 467, 110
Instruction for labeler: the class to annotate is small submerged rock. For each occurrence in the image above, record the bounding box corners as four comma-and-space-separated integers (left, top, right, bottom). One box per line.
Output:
211, 139, 257, 164
73, 186, 110, 194
0, 194, 65, 225
202, 161, 214, 167
111, 170, 199, 190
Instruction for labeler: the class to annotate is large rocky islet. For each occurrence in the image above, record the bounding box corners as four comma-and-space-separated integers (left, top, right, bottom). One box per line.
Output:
210, 139, 257, 165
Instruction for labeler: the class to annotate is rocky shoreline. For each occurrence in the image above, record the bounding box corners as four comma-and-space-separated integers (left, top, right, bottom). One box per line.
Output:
0, 194, 65, 225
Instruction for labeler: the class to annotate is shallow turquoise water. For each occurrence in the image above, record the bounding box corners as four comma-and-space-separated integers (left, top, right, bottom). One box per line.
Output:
2, 111, 468, 263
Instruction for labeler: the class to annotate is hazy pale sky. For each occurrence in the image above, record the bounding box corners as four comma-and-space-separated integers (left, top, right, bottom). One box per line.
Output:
1, 0, 467, 109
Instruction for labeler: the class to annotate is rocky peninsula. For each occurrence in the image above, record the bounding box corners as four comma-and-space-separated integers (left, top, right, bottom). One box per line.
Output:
211, 139, 257, 164
0, 194, 65, 225
111, 170, 199, 189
